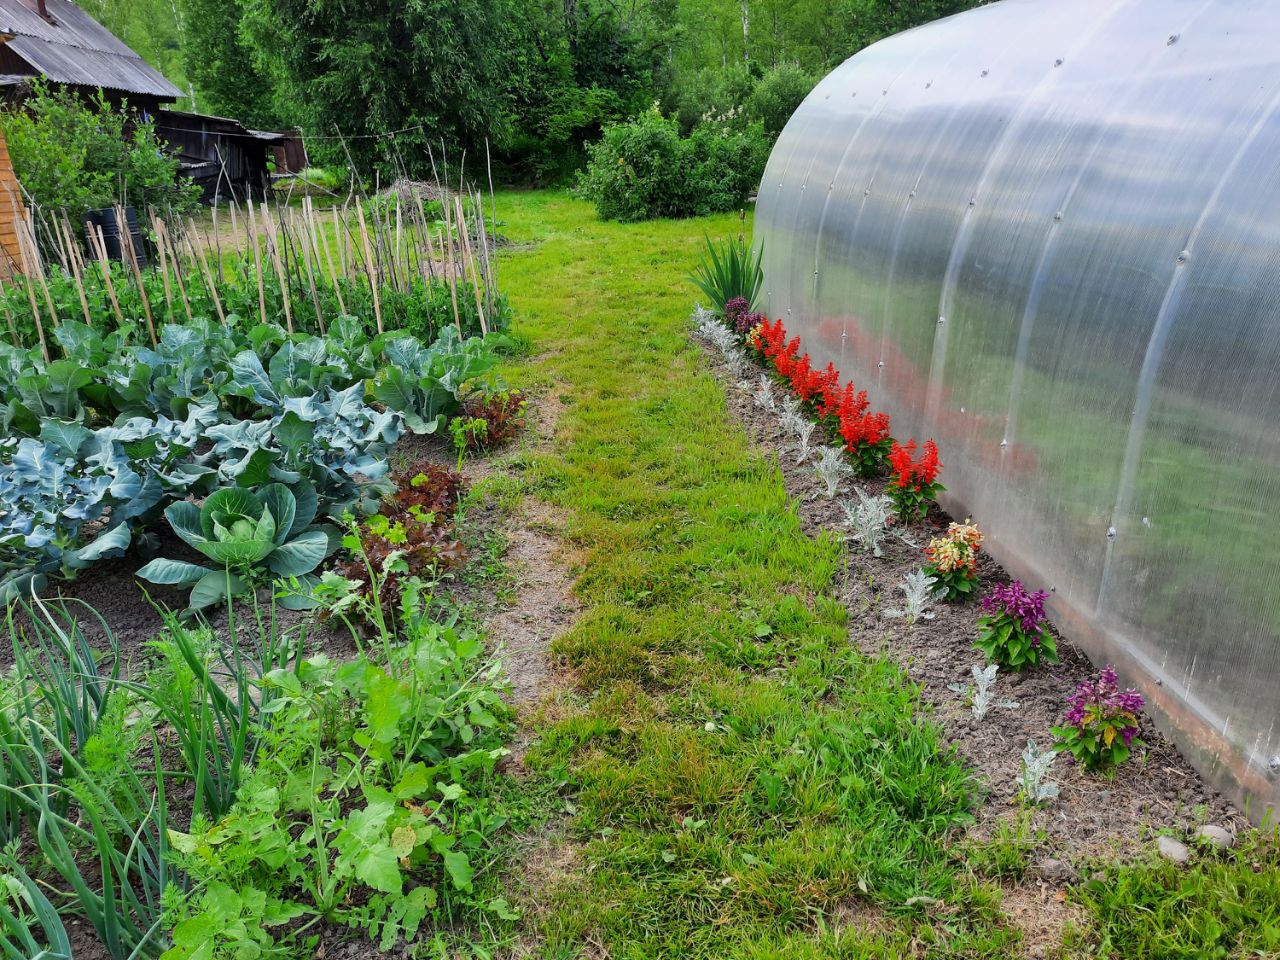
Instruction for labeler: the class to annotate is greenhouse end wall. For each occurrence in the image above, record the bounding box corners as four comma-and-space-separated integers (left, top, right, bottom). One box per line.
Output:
756, 0, 1280, 818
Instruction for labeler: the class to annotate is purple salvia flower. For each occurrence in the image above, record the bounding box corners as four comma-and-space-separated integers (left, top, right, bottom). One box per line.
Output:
980, 580, 1049, 634
724, 297, 750, 322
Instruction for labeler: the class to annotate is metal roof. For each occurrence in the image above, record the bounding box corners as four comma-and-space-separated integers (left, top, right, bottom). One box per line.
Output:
0, 0, 181, 99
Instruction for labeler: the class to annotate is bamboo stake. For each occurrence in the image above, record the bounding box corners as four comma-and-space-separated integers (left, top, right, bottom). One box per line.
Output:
261, 203, 293, 333
412, 194, 435, 286
354, 201, 382, 335
14, 222, 49, 361
455, 196, 487, 336
87, 224, 126, 331
151, 214, 175, 322
17, 212, 58, 332
246, 201, 268, 327
442, 193, 461, 335
313, 202, 345, 315
293, 209, 325, 333
59, 216, 92, 326
158, 219, 193, 324
186, 217, 226, 326
0, 280, 18, 347
334, 205, 348, 279
115, 207, 156, 345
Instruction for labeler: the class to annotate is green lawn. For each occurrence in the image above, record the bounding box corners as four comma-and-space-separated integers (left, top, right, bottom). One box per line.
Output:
490, 190, 1014, 958
476, 189, 1280, 960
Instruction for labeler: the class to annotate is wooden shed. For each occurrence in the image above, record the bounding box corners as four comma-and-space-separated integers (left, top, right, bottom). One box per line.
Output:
0, 0, 182, 112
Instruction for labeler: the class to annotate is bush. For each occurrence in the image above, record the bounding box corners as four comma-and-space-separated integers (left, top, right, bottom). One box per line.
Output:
0, 81, 199, 218
575, 109, 767, 222
746, 64, 817, 138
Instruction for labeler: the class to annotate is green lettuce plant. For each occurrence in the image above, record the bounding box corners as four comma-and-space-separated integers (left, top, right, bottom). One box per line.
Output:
137, 483, 336, 613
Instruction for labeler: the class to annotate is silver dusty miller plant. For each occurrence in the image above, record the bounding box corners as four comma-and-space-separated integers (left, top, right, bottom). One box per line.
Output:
812, 446, 851, 498
753, 376, 777, 412
842, 488, 894, 556
948, 664, 1020, 721
793, 420, 816, 463
885, 568, 938, 623
1019, 739, 1060, 805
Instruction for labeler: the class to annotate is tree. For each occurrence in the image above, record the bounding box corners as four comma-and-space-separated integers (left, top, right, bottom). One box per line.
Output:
238, 0, 515, 177
175, 0, 287, 128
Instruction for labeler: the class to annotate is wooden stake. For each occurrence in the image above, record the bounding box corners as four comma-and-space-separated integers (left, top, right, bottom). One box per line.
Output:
115, 207, 156, 345
16, 212, 58, 332
247, 201, 268, 327
86, 224, 125, 332
442, 193, 461, 335
313, 202, 345, 315
293, 209, 325, 333
151, 214, 175, 321
261, 203, 293, 333
457, 197, 487, 336
186, 217, 226, 326
354, 201, 382, 335
14, 221, 49, 361
59, 216, 92, 326
159, 219, 193, 324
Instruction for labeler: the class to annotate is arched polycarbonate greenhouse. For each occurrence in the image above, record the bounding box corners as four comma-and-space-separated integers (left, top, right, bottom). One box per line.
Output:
756, 0, 1280, 816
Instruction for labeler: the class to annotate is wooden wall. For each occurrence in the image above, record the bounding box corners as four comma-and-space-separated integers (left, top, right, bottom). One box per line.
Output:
0, 130, 25, 278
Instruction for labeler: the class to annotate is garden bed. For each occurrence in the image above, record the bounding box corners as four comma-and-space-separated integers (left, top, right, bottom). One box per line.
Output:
693, 319, 1250, 953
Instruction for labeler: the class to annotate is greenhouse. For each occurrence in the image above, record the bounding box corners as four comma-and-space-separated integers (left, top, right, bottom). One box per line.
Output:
756, 0, 1280, 816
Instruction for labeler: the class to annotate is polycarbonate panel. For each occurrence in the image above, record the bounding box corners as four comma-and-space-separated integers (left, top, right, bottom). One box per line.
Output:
757, 0, 1280, 817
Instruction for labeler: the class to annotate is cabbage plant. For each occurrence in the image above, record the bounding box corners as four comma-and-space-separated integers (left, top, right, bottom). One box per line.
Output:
137, 483, 336, 613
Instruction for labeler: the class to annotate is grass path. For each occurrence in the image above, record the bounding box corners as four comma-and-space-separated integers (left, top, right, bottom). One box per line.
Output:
491, 191, 1014, 958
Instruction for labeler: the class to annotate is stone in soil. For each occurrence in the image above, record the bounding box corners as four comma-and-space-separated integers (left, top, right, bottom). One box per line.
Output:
1157, 835, 1192, 863
1195, 824, 1236, 849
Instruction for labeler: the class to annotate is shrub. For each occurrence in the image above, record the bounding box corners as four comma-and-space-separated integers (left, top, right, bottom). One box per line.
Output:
746, 64, 818, 138
1052, 666, 1145, 771
975, 580, 1058, 670
0, 81, 199, 218
576, 109, 767, 222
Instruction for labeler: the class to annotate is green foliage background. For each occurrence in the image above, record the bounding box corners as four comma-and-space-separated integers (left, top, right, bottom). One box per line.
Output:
90, 0, 984, 183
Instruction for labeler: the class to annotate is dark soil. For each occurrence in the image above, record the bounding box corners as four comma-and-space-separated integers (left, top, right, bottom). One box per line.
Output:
694, 330, 1246, 955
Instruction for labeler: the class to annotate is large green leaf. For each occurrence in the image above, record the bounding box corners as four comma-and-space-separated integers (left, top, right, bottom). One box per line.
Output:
165, 501, 206, 549
38, 420, 92, 457
63, 522, 132, 570
188, 570, 249, 611
272, 411, 315, 461
256, 484, 297, 546
265, 528, 329, 577
135, 558, 212, 586
289, 481, 319, 539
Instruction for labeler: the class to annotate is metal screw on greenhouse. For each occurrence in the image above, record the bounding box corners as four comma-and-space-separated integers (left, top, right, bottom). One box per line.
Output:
1054, 211, 1064, 221
1000, 438, 1009, 448
1177, 250, 1190, 264
1054, 58, 1064, 67
1107, 526, 1118, 541
1269, 755, 1280, 774
937, 316, 945, 324
878, 361, 885, 368
1167, 33, 1179, 45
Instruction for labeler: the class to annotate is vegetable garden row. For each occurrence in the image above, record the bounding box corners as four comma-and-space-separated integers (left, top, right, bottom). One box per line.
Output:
0, 189, 530, 958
